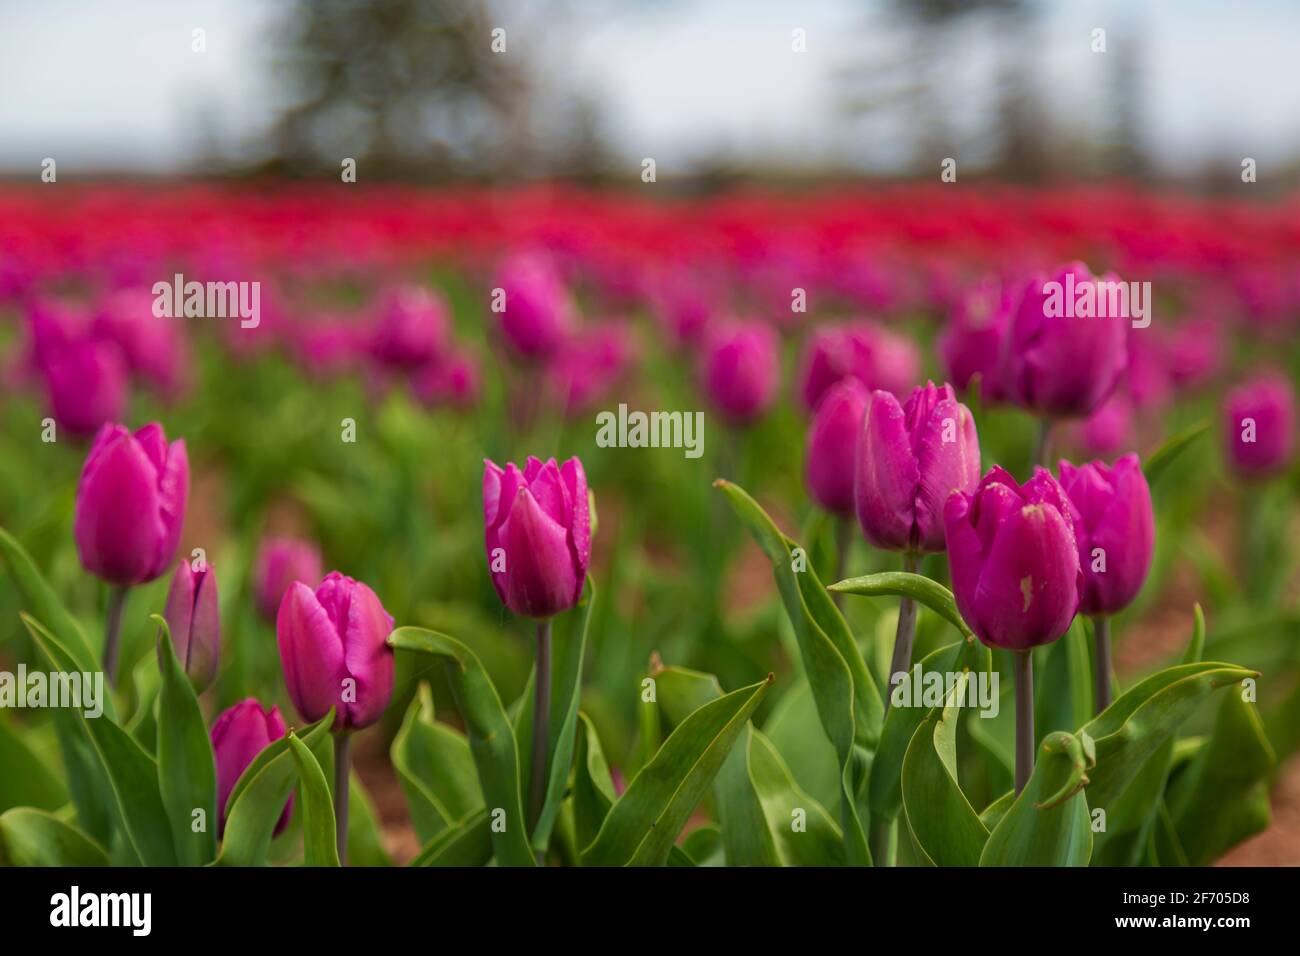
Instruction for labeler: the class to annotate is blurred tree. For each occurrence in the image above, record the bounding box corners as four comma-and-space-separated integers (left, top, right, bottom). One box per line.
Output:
261, 0, 609, 180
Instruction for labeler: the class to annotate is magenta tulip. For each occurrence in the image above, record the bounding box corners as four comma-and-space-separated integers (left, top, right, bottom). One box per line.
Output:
1223, 375, 1296, 479
797, 321, 920, 413
212, 699, 291, 836
93, 288, 189, 399
483, 456, 591, 618
369, 284, 449, 369
1058, 455, 1154, 616
855, 381, 981, 554
162, 559, 220, 692
938, 279, 1013, 401
944, 466, 1082, 651
700, 321, 779, 424
254, 536, 323, 621
1000, 262, 1129, 418
494, 252, 576, 358
276, 571, 395, 731
39, 337, 128, 439
806, 380, 870, 517
74, 422, 188, 586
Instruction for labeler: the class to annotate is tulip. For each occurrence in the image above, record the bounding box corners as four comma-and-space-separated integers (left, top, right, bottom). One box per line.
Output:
75, 422, 189, 683
369, 284, 449, 369
412, 349, 481, 410
797, 321, 920, 413
277, 570, 394, 865
1057, 455, 1154, 712
1223, 374, 1296, 479
545, 325, 638, 416
161, 558, 220, 693
483, 454, 592, 837
1000, 262, 1129, 422
938, 279, 1013, 402
39, 337, 128, 439
92, 288, 189, 399
253, 536, 323, 621
211, 698, 291, 837
806, 380, 870, 519
944, 465, 1082, 791
494, 252, 576, 359
699, 321, 779, 424
1074, 390, 1136, 459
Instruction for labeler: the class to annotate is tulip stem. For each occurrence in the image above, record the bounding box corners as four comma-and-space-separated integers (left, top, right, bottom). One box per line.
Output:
1014, 650, 1034, 794
881, 553, 921, 722
1093, 616, 1113, 713
528, 618, 552, 859
102, 585, 128, 686
1033, 418, 1054, 468
333, 733, 350, 866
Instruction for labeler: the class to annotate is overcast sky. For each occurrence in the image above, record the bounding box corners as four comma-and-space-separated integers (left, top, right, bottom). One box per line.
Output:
2, 0, 1298, 176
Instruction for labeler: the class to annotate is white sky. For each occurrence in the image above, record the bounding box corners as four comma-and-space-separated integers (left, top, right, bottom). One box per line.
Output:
1, 0, 1298, 176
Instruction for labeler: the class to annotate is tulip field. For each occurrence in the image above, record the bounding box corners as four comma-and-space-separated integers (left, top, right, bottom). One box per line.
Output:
0, 182, 1297, 870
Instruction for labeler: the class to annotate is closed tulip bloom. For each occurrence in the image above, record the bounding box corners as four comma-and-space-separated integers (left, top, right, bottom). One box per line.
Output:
253, 536, 323, 621
277, 572, 395, 731
1057, 455, 1154, 616
1223, 375, 1296, 478
483, 456, 591, 618
700, 321, 779, 423
855, 381, 981, 553
944, 466, 1082, 650
211, 698, 291, 836
1001, 262, 1129, 418
494, 252, 576, 358
162, 559, 220, 692
93, 288, 189, 399
369, 284, 449, 369
938, 279, 1013, 401
806, 380, 870, 517
40, 337, 128, 439
797, 321, 920, 413
74, 422, 188, 586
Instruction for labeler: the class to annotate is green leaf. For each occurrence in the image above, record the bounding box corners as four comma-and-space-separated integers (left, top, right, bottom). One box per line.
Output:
0, 713, 67, 812
763, 679, 840, 814
345, 774, 392, 867
391, 683, 481, 843
747, 729, 844, 866
214, 712, 333, 866
716, 480, 876, 865
572, 712, 617, 857
411, 809, 494, 866
679, 824, 725, 866
582, 675, 773, 866
979, 731, 1092, 866
23, 613, 175, 866
153, 615, 217, 866
388, 627, 535, 867
511, 579, 594, 854
829, 571, 974, 641
286, 730, 340, 867
1083, 661, 1260, 811
0, 527, 101, 682
901, 672, 990, 865
1144, 419, 1209, 489
0, 808, 110, 866
1180, 603, 1206, 666
1166, 689, 1275, 865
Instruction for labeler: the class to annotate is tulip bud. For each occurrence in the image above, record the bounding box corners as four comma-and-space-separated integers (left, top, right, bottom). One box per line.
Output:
805, 380, 869, 517
1057, 455, 1154, 616
700, 321, 779, 424
1223, 374, 1296, 479
494, 252, 576, 359
276, 572, 395, 731
855, 381, 981, 553
40, 337, 128, 439
369, 284, 449, 369
92, 288, 189, 399
253, 536, 323, 621
162, 558, 220, 692
938, 279, 1013, 402
1000, 262, 1129, 418
211, 698, 291, 836
797, 321, 920, 413
483, 456, 591, 618
944, 466, 1082, 650
74, 422, 189, 586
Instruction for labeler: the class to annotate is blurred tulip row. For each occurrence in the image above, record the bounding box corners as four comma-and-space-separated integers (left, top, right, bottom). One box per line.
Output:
0, 182, 1295, 867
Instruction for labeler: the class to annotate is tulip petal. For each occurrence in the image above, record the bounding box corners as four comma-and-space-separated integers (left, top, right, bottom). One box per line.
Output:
855, 389, 918, 551
277, 582, 349, 726
338, 579, 395, 729
499, 485, 580, 618
74, 430, 167, 584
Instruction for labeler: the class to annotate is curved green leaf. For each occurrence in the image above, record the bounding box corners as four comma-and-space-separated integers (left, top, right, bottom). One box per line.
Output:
572, 712, 617, 857
0, 808, 110, 866
391, 683, 481, 843
287, 731, 340, 867
411, 809, 493, 867
154, 615, 217, 866
0, 714, 67, 812
0, 527, 100, 680
979, 731, 1092, 866
901, 673, 989, 866
1144, 419, 1209, 489
582, 675, 773, 866
829, 571, 973, 641
388, 627, 534, 867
